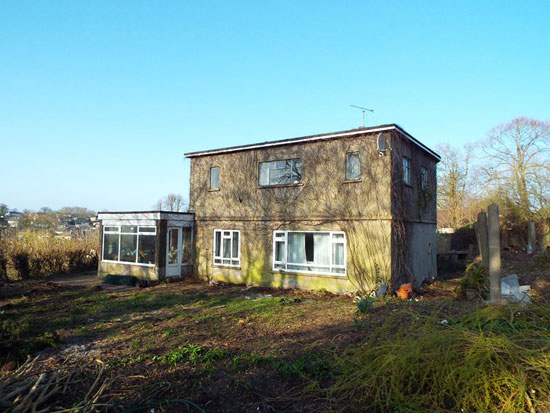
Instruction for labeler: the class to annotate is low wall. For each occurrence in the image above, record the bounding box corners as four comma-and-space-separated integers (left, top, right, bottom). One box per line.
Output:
98, 262, 160, 281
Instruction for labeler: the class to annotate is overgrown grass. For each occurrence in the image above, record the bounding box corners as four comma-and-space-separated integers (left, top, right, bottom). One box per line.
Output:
0, 231, 98, 280
330, 301, 550, 412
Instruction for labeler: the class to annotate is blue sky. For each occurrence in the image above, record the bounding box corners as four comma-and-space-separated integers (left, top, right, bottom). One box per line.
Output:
1, 1, 549, 212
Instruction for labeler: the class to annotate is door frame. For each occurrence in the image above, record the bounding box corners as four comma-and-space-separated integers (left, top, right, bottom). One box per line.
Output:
166, 226, 182, 277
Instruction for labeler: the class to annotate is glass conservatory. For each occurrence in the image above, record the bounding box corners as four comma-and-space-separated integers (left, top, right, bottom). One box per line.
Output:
97, 211, 194, 280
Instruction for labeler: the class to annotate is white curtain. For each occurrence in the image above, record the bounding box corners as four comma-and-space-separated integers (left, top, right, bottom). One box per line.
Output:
288, 232, 306, 263
313, 233, 330, 265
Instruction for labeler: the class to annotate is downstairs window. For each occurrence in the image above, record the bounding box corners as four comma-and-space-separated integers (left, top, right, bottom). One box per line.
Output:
213, 229, 240, 267
273, 231, 346, 276
102, 225, 157, 266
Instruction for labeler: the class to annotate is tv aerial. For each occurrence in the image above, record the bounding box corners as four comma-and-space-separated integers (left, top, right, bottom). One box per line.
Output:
350, 105, 375, 127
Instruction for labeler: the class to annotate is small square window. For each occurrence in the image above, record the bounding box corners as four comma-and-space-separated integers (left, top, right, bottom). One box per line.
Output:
345, 152, 360, 181
403, 157, 411, 185
210, 167, 219, 190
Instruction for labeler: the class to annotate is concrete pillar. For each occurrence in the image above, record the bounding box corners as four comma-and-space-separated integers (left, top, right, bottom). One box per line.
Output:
527, 221, 536, 253
488, 204, 501, 304
476, 212, 489, 268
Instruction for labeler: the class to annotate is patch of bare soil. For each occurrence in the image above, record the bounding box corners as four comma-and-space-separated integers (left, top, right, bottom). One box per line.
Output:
2, 261, 545, 412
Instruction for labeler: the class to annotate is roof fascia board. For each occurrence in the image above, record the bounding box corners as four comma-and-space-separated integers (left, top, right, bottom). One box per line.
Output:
185, 125, 441, 161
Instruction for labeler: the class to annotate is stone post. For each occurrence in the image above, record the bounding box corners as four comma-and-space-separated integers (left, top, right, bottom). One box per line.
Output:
527, 221, 536, 253
476, 212, 489, 268
488, 204, 501, 304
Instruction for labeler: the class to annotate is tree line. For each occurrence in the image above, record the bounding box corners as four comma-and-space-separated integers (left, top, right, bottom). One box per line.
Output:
437, 117, 550, 237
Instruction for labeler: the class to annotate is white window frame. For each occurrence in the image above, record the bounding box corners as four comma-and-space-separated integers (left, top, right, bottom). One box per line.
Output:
102, 225, 157, 267
213, 229, 240, 267
259, 158, 302, 186
403, 157, 411, 185
272, 230, 346, 276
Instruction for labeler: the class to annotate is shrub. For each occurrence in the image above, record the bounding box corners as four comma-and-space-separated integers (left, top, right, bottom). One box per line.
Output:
456, 262, 489, 299
2, 232, 98, 279
11, 251, 31, 279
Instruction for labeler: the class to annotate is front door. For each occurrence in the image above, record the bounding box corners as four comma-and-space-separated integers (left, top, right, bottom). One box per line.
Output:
166, 227, 181, 277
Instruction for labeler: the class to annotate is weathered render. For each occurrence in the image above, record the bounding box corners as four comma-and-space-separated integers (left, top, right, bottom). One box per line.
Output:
186, 124, 439, 293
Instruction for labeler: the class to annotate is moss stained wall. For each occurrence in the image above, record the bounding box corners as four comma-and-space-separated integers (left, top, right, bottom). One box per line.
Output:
189, 130, 437, 292
194, 219, 390, 293
98, 262, 160, 280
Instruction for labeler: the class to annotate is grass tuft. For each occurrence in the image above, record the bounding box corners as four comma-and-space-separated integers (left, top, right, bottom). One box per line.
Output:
330, 302, 550, 412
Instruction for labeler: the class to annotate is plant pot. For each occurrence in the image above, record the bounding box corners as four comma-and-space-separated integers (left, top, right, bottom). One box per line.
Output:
396, 283, 413, 300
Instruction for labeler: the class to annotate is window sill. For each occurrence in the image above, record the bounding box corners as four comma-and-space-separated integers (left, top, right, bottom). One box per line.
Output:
259, 183, 303, 189
274, 269, 347, 278
208, 188, 220, 192
213, 264, 241, 270
343, 179, 361, 184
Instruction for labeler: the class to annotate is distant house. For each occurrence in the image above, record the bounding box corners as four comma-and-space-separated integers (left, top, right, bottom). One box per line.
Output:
97, 124, 439, 293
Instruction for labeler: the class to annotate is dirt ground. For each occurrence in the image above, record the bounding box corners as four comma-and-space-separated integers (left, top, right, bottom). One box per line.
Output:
1, 258, 548, 412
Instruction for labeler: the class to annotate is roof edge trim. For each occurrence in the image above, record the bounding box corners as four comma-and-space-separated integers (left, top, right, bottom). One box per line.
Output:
184, 124, 441, 161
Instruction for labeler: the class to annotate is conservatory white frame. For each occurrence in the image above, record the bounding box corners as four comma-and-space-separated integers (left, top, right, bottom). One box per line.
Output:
102, 225, 157, 267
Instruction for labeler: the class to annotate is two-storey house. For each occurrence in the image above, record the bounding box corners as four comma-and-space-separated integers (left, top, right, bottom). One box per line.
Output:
184, 124, 440, 293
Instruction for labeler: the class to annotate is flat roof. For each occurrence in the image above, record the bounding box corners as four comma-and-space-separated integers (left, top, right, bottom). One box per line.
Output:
184, 123, 441, 161
97, 210, 192, 215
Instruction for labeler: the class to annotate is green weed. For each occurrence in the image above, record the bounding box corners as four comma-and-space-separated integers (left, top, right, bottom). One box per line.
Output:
153, 344, 227, 366
456, 262, 489, 299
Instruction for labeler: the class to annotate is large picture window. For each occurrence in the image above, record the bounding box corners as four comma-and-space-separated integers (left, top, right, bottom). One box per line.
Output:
102, 225, 157, 266
273, 231, 346, 276
213, 230, 240, 267
259, 159, 302, 186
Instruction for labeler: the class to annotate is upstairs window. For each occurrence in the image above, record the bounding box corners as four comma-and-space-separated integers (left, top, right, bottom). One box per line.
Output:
420, 166, 428, 189
213, 230, 240, 267
345, 152, 361, 181
210, 167, 219, 190
259, 159, 302, 186
403, 157, 411, 185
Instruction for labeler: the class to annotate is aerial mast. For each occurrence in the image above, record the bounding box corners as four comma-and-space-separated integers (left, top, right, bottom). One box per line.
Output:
350, 105, 375, 127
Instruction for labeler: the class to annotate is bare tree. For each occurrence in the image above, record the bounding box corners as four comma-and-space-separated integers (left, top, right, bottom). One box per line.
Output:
156, 193, 188, 212
436, 144, 472, 229
479, 117, 550, 222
